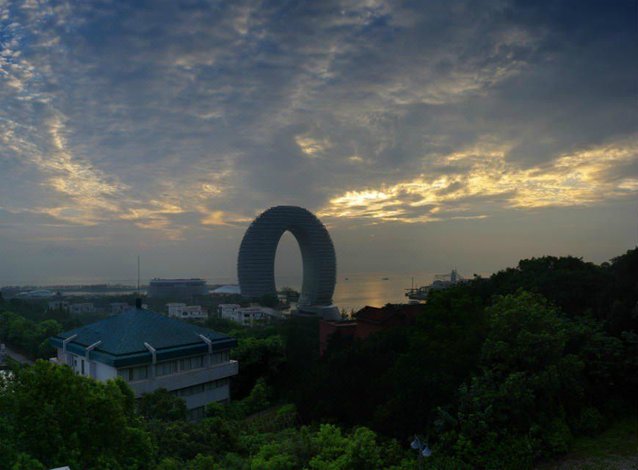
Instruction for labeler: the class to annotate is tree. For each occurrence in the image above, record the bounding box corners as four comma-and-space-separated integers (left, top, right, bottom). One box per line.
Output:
441, 292, 598, 467
259, 294, 279, 308
231, 335, 285, 399
476, 256, 608, 319
138, 388, 187, 422
0, 361, 154, 469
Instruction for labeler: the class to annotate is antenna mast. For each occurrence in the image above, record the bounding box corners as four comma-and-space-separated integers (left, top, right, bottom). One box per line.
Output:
137, 255, 140, 296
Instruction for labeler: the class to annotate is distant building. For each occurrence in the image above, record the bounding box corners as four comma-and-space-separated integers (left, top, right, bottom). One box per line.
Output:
148, 278, 208, 299
319, 304, 423, 355
110, 302, 130, 315
167, 303, 206, 320
237, 206, 338, 320
353, 304, 421, 338
218, 304, 241, 319
15, 289, 55, 299
69, 303, 96, 314
210, 285, 241, 296
218, 304, 278, 326
48, 300, 70, 311
49, 306, 238, 421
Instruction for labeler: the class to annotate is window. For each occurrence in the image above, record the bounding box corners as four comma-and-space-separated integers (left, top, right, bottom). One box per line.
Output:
211, 350, 230, 365
173, 379, 229, 398
133, 366, 149, 380
186, 406, 206, 421
179, 355, 204, 371
156, 360, 178, 377
117, 365, 149, 381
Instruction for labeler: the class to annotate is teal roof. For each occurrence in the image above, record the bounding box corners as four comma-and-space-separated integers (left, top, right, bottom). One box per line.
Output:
50, 308, 236, 367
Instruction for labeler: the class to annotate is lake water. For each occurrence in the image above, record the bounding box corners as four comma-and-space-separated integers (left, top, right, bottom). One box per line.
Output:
269, 272, 451, 312
13, 272, 481, 313
204, 272, 445, 312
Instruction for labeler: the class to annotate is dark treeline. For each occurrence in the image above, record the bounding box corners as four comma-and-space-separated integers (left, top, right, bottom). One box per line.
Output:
286, 249, 638, 468
0, 249, 636, 469
0, 299, 85, 360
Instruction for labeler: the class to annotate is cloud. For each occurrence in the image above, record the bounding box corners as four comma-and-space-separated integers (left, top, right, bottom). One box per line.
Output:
320, 137, 638, 222
0, 0, 635, 280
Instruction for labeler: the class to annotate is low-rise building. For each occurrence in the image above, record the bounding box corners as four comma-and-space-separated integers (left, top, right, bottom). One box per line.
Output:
167, 303, 206, 320
218, 304, 277, 326
49, 305, 238, 421
353, 304, 421, 338
218, 303, 241, 319
319, 304, 423, 355
48, 300, 70, 311
69, 303, 96, 314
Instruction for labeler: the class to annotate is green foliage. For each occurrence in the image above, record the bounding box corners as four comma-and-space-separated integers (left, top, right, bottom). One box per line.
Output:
138, 388, 187, 421
251, 443, 297, 470
435, 291, 628, 467
479, 256, 608, 319
11, 453, 45, 470
247, 424, 412, 470
231, 335, 285, 398
605, 248, 638, 334
240, 378, 272, 415
2, 250, 636, 469
186, 454, 218, 469
148, 415, 239, 462
0, 361, 153, 469
0, 311, 62, 359
296, 290, 485, 439
259, 294, 279, 308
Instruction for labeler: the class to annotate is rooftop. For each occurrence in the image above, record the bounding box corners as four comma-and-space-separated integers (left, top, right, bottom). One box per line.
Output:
355, 304, 423, 325
50, 307, 236, 367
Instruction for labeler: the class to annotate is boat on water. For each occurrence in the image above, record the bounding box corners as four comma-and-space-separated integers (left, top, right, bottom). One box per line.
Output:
405, 270, 465, 301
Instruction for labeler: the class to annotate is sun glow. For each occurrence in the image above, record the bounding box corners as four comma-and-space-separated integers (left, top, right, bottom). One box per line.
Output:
321, 138, 638, 222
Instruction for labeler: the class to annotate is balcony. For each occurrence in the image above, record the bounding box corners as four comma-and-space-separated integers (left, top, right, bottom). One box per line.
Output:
128, 360, 238, 396
183, 384, 230, 410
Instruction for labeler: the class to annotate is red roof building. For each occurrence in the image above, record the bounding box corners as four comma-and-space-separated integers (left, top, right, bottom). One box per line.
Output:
319, 304, 423, 355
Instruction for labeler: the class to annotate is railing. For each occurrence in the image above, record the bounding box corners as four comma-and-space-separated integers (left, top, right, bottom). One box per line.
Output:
128, 360, 238, 396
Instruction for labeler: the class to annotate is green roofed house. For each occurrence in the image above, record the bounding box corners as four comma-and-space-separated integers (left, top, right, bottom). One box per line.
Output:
49, 303, 238, 421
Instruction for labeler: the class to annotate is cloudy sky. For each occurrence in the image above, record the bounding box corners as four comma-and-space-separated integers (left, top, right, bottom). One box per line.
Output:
0, 0, 636, 285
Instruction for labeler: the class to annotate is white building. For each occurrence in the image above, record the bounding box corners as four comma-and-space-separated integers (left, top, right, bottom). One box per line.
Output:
167, 303, 206, 320
48, 300, 70, 311
69, 303, 96, 314
50, 306, 238, 421
218, 304, 278, 327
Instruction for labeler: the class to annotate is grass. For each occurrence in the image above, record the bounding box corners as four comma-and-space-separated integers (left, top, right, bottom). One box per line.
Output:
538, 416, 638, 470
569, 416, 638, 458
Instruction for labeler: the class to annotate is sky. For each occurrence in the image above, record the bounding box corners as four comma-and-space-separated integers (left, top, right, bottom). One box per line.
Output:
0, 0, 637, 285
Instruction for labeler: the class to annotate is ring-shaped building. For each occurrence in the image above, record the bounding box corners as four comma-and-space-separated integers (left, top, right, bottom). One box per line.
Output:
237, 206, 337, 316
